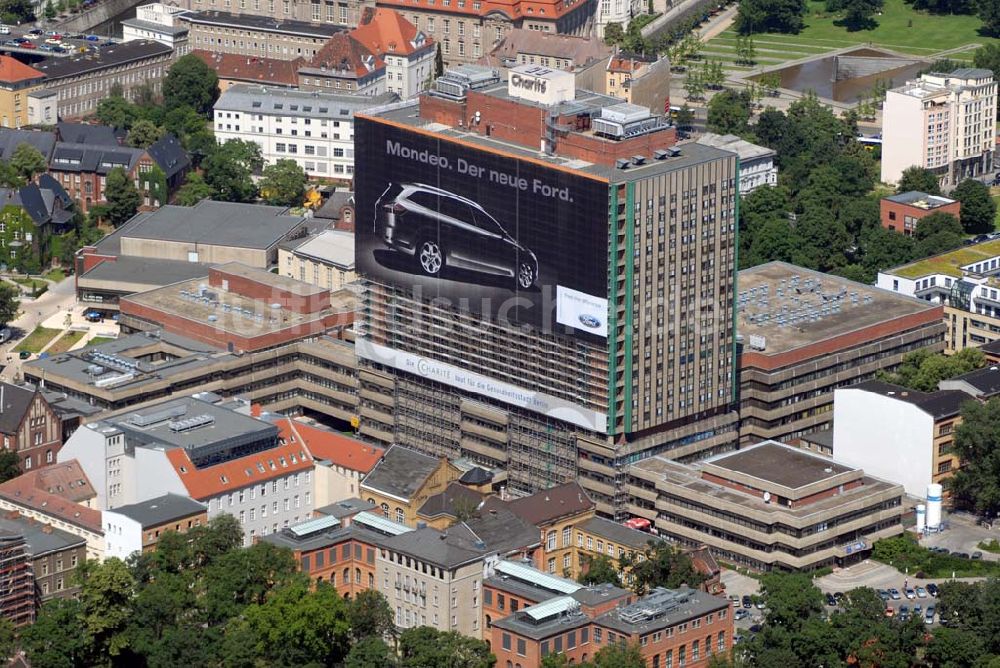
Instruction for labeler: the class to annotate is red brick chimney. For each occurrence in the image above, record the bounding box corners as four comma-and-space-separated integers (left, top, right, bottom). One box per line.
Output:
250, 404, 262, 418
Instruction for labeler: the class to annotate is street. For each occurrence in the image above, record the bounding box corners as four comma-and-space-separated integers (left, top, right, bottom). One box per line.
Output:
1, 276, 77, 382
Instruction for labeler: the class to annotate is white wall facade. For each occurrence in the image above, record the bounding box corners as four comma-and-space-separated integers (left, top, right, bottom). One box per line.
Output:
203, 470, 315, 546
313, 461, 365, 508
102, 511, 143, 561
386, 51, 435, 99
881, 90, 928, 186
833, 388, 933, 497
595, 0, 642, 38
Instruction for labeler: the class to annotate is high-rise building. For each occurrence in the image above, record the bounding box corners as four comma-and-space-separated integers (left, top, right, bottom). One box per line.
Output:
353, 65, 739, 516
881, 68, 997, 187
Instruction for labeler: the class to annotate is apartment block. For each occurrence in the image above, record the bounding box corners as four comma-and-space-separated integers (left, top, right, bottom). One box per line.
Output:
738, 262, 945, 444
102, 493, 208, 559
627, 441, 906, 571
878, 239, 1000, 352
833, 380, 970, 498
213, 84, 395, 179
354, 64, 738, 516
881, 68, 997, 186
173, 0, 371, 31
880, 191, 960, 236
351, 8, 436, 99
181, 11, 343, 60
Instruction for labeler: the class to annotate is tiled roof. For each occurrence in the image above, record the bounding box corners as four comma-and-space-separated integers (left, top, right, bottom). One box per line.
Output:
483, 28, 611, 67
277, 419, 383, 474
0, 461, 101, 533
504, 482, 594, 526
307, 33, 383, 78
0, 383, 37, 435
351, 8, 432, 57
360, 445, 439, 501
193, 50, 302, 87
607, 53, 655, 73
0, 55, 44, 84
0, 460, 95, 504
165, 439, 313, 501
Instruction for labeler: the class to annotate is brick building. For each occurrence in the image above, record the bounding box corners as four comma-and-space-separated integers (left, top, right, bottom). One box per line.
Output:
0, 383, 63, 473
880, 191, 961, 236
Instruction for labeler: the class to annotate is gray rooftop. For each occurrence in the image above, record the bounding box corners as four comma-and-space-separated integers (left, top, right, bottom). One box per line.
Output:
594, 587, 729, 636
263, 521, 394, 553
107, 493, 206, 527
121, 17, 190, 35
33, 41, 172, 80
576, 516, 659, 552
948, 68, 994, 79
847, 380, 972, 419
940, 365, 1000, 398
315, 498, 376, 519
883, 191, 957, 209
119, 199, 307, 249
181, 10, 344, 37
361, 445, 439, 501
216, 84, 397, 120
79, 256, 211, 291
0, 383, 38, 435
0, 515, 85, 558
287, 230, 355, 270
708, 441, 855, 490
366, 97, 735, 183
696, 132, 775, 162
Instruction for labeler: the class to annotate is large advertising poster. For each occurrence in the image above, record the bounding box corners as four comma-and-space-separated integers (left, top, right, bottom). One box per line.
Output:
354, 117, 610, 342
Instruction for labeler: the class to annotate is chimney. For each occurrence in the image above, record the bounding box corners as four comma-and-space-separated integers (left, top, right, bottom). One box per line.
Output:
41, 524, 53, 534
250, 403, 262, 418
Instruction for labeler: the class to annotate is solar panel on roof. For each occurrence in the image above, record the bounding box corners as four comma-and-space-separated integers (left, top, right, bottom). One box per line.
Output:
353, 511, 413, 536
495, 561, 581, 595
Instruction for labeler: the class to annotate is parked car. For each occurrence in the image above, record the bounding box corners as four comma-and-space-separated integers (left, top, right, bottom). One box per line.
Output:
18, 351, 30, 359
44, 38, 62, 45
899, 604, 910, 621
742, 595, 752, 609
926, 583, 939, 597
972, 551, 983, 560
748, 624, 762, 634
914, 604, 922, 615
878, 589, 890, 601
734, 609, 750, 621
954, 552, 970, 559
889, 588, 901, 600
755, 600, 766, 610
374, 182, 539, 290
826, 593, 837, 606
0, 25, 10, 34
84, 311, 103, 323
19, 42, 36, 49
905, 588, 916, 600
926, 605, 936, 623
28, 29, 43, 35
884, 606, 895, 618
85, 34, 99, 41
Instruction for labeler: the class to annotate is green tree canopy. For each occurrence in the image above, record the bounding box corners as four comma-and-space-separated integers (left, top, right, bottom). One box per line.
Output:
399, 627, 494, 668
95, 95, 140, 131
621, 541, 706, 595
578, 554, 622, 587
952, 178, 997, 234
162, 54, 220, 116
202, 139, 262, 203
346, 636, 396, 668
10, 142, 47, 182
979, 0, 1000, 36
947, 398, 1000, 518
707, 88, 753, 135
0, 282, 18, 327
258, 159, 307, 208
897, 165, 942, 195
348, 589, 396, 642
105, 167, 141, 228
0, 450, 20, 484
879, 347, 986, 392
914, 210, 965, 256
736, 0, 807, 34
603, 21, 625, 44
127, 119, 164, 149
175, 172, 215, 206
828, 0, 884, 29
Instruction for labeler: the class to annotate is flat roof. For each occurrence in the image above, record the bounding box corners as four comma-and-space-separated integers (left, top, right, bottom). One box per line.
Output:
846, 380, 972, 419
107, 493, 206, 526
708, 442, 854, 489
738, 261, 938, 356
217, 84, 397, 120
595, 587, 728, 636
288, 230, 355, 269
121, 17, 190, 35
315, 498, 376, 519
33, 41, 172, 80
365, 98, 734, 183
884, 191, 957, 209
886, 239, 1000, 280
180, 10, 344, 37
120, 200, 306, 250
79, 256, 211, 290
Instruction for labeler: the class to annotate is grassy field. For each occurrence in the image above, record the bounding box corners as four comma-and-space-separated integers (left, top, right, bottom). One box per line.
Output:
46, 330, 86, 354
994, 195, 1000, 230
702, 0, 989, 76
43, 268, 66, 283
87, 336, 116, 347
13, 327, 60, 354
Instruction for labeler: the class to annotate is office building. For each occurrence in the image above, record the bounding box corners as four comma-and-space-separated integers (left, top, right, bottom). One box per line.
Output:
833, 380, 970, 498
0, 56, 45, 129
213, 84, 396, 179
102, 493, 208, 559
627, 441, 906, 571
696, 133, 777, 194
878, 239, 1000, 352
174, 0, 370, 33
32, 41, 175, 119
279, 230, 356, 291
738, 262, 945, 443
122, 3, 192, 54
492, 586, 731, 667
354, 65, 738, 516
0, 461, 104, 560
880, 191, 960, 236
58, 394, 316, 545
881, 68, 997, 186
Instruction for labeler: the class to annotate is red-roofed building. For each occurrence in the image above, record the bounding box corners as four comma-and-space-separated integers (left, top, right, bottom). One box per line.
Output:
298, 32, 386, 95
194, 50, 303, 91
0, 55, 45, 128
277, 419, 384, 507
375, 0, 594, 68
0, 460, 104, 559
350, 9, 435, 99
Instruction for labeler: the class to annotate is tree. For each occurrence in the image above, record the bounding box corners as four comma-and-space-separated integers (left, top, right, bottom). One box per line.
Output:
258, 159, 307, 207
578, 554, 622, 587
736, 0, 807, 34
43, 0, 55, 18
707, 88, 753, 134
685, 70, 705, 100
620, 542, 705, 595
21, 598, 90, 668
588, 641, 646, 667
759, 572, 824, 632
952, 178, 997, 234
202, 139, 262, 203
162, 54, 220, 116
980, 0, 1000, 36
346, 637, 396, 668
0, 0, 35, 24
925, 627, 988, 668
175, 172, 215, 206
399, 627, 495, 668
603, 21, 625, 45
0, 281, 18, 328
897, 165, 942, 195
947, 398, 1000, 518
76, 558, 137, 665
95, 95, 139, 131
348, 589, 396, 642
105, 167, 141, 228
828, 0, 884, 29
879, 347, 985, 392
224, 580, 351, 667
0, 450, 20, 484
914, 210, 965, 256
434, 44, 444, 78
127, 119, 164, 149
676, 104, 695, 131
9, 143, 46, 182
735, 35, 756, 65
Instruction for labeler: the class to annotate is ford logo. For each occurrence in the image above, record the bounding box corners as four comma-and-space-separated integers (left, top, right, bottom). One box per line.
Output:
578, 314, 602, 329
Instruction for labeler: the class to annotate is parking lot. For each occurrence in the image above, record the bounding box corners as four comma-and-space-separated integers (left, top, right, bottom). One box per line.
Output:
0, 26, 115, 57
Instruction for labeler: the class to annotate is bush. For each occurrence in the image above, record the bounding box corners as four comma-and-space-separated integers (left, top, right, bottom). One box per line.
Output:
872, 534, 1000, 577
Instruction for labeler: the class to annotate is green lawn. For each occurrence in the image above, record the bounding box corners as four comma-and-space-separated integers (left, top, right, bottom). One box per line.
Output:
13, 327, 61, 354
46, 330, 86, 354
43, 268, 66, 283
87, 336, 117, 347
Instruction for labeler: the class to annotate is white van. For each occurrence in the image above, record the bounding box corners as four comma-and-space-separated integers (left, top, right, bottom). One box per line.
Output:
0, 26, 10, 34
